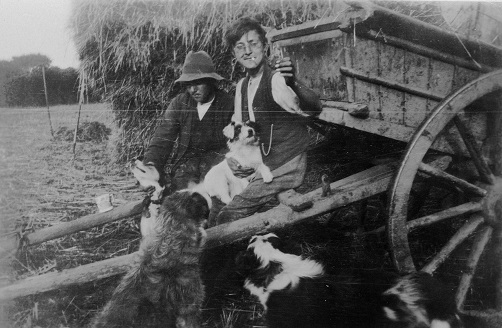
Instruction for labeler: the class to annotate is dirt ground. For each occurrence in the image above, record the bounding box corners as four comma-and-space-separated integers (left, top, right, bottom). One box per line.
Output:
1, 104, 501, 328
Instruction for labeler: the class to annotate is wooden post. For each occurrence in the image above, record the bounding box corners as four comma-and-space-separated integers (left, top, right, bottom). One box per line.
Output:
73, 70, 86, 156
41, 66, 54, 138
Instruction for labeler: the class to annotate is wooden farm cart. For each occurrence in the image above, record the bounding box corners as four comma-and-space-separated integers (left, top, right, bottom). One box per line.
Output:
2, 0, 502, 321
267, 0, 502, 318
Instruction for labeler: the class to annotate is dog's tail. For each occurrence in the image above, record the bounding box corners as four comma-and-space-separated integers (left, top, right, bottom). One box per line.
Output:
89, 264, 146, 328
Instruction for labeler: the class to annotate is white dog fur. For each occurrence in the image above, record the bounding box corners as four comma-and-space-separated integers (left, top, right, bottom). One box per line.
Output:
131, 160, 165, 237
204, 121, 273, 204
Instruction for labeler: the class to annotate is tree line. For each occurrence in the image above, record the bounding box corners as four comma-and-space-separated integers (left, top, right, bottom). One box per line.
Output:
0, 54, 85, 107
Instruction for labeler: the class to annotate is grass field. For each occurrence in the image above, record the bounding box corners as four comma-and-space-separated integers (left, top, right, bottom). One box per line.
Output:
0, 104, 143, 327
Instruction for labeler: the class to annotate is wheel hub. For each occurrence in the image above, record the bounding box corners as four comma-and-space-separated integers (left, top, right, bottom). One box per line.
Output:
480, 176, 502, 228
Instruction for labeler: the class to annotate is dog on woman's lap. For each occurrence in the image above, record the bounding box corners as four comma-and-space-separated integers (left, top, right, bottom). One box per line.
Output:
204, 120, 273, 205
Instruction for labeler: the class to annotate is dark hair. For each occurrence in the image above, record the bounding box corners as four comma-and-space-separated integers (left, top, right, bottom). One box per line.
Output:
225, 17, 267, 48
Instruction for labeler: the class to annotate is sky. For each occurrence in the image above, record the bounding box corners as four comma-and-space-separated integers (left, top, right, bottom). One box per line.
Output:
0, 0, 79, 69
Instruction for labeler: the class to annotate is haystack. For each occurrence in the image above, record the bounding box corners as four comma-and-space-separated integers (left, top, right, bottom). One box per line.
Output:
69, 0, 350, 163
69, 0, 458, 164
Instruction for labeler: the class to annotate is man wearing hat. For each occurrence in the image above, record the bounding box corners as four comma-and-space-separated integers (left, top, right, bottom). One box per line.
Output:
143, 50, 235, 191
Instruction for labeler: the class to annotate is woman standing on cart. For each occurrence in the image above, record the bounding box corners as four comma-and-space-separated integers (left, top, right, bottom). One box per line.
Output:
213, 17, 322, 225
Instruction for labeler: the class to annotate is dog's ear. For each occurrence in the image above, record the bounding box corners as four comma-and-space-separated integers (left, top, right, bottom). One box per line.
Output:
235, 248, 261, 277
223, 121, 236, 140
188, 191, 211, 222
245, 120, 261, 134
266, 234, 303, 256
266, 234, 283, 250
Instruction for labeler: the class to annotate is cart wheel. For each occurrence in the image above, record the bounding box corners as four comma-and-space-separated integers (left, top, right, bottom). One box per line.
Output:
387, 69, 502, 312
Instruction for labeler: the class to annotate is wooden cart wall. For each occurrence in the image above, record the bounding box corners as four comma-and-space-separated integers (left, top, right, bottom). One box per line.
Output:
268, 2, 502, 155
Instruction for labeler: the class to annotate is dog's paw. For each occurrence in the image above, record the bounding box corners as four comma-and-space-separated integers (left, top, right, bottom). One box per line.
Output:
262, 173, 273, 183
220, 194, 232, 205
199, 226, 208, 246
261, 167, 274, 183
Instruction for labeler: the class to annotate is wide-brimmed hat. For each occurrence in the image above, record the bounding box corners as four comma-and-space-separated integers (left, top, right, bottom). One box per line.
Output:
174, 51, 224, 83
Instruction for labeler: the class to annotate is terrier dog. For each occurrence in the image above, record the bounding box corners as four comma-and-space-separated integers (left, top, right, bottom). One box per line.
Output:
90, 187, 211, 328
237, 233, 466, 328
204, 121, 273, 204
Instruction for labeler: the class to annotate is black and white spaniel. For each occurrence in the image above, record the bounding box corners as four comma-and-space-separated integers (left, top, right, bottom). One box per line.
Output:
237, 233, 469, 328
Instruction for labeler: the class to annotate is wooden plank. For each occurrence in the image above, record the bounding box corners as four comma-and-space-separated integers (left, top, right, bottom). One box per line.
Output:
319, 106, 470, 156
427, 58, 454, 113
0, 163, 396, 301
272, 29, 343, 47
278, 32, 347, 101
452, 65, 480, 92
352, 38, 380, 121
403, 52, 431, 128
321, 100, 368, 117
319, 107, 415, 143
379, 42, 405, 124
0, 253, 139, 302
279, 162, 395, 209
363, 29, 495, 73
340, 67, 445, 102
345, 0, 502, 68
24, 200, 144, 246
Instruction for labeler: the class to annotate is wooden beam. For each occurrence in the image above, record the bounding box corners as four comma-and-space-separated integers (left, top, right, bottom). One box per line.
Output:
363, 29, 494, 73
318, 106, 470, 157
367, 201, 483, 235
455, 225, 492, 310
421, 214, 484, 274
0, 163, 395, 301
340, 66, 445, 102
0, 253, 139, 301
321, 100, 369, 118
319, 106, 416, 143
418, 162, 488, 197
24, 200, 144, 246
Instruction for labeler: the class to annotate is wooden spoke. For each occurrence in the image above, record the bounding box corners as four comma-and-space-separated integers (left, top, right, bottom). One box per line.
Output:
407, 201, 483, 231
366, 201, 483, 235
418, 162, 488, 197
422, 214, 485, 274
454, 115, 495, 185
487, 96, 502, 176
495, 228, 502, 311
455, 225, 493, 310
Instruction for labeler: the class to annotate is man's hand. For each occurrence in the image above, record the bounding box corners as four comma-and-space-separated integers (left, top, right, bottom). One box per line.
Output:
272, 56, 295, 85
131, 160, 162, 193
226, 157, 255, 178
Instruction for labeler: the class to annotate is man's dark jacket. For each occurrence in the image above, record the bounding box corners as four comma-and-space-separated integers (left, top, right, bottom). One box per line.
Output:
143, 89, 234, 174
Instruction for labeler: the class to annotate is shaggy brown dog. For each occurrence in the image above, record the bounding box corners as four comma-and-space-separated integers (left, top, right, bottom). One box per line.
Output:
90, 188, 210, 328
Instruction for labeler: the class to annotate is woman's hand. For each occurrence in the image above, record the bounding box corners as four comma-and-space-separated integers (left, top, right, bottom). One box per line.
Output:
226, 157, 255, 178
